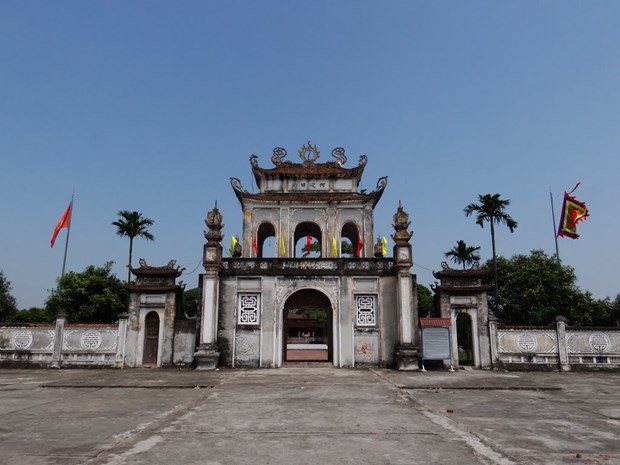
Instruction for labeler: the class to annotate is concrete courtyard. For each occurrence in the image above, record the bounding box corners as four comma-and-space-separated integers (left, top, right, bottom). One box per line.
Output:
0, 367, 618, 465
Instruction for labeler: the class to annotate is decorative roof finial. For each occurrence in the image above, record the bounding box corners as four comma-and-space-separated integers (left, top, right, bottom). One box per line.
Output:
392, 202, 413, 244
204, 203, 224, 244
298, 141, 320, 165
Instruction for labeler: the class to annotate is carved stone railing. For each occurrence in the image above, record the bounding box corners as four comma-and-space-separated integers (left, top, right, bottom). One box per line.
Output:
0, 316, 128, 368
0, 324, 56, 365
220, 258, 396, 277
490, 321, 620, 371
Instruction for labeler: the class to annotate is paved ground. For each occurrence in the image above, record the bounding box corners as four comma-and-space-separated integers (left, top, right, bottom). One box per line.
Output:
0, 367, 618, 465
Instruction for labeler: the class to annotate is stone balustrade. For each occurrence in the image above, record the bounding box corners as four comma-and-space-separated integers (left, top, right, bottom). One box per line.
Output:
490, 318, 620, 371
2, 312, 620, 371
0, 314, 128, 368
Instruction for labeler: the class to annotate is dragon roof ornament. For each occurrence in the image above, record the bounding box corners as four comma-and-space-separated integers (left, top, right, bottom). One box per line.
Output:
271, 147, 287, 166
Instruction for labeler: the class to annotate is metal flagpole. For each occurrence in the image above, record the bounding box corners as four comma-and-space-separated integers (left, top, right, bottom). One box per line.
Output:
61, 194, 74, 277
549, 190, 560, 262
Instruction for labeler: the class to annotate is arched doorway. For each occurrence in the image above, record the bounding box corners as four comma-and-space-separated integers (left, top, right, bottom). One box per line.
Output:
456, 312, 474, 366
341, 221, 361, 257
143, 311, 160, 366
283, 289, 332, 362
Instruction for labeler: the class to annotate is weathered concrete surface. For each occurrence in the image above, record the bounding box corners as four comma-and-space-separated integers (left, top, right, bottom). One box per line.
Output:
0, 368, 618, 465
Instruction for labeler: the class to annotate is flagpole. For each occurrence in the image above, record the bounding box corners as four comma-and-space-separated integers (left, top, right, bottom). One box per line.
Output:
549, 190, 560, 262
61, 195, 74, 277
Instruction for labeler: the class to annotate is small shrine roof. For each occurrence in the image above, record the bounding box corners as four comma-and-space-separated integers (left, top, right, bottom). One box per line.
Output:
419, 317, 451, 328
432, 262, 486, 279
126, 259, 185, 293
130, 259, 184, 278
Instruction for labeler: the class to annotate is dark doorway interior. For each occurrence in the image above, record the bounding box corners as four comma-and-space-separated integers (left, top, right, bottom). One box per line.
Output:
143, 311, 160, 365
283, 290, 332, 362
456, 312, 474, 366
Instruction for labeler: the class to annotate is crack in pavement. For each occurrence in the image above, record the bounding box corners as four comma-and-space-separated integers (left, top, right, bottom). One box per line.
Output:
371, 369, 520, 465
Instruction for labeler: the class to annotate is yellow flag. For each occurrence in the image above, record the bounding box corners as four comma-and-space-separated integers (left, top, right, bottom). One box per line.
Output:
230, 235, 238, 256
381, 236, 388, 257
280, 235, 286, 256
332, 237, 338, 257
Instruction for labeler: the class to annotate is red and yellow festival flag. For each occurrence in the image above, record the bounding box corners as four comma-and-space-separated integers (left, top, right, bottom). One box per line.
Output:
356, 236, 363, 257
50, 201, 73, 247
557, 184, 589, 239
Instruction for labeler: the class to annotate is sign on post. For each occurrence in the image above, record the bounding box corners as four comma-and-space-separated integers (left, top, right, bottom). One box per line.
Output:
419, 318, 453, 371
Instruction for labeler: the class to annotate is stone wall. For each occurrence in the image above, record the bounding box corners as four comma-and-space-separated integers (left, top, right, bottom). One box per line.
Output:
4, 311, 619, 371
0, 315, 127, 368
490, 319, 620, 371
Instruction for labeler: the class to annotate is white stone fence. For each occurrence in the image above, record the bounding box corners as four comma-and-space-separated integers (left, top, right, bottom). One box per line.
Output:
490, 318, 620, 371
3, 313, 620, 371
0, 314, 128, 368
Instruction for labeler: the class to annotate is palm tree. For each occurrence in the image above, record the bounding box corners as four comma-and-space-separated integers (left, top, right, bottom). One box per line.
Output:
464, 194, 517, 295
112, 210, 155, 282
444, 240, 481, 270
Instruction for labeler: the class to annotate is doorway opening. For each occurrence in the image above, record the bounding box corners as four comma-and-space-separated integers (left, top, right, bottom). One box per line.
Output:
283, 289, 332, 362
143, 311, 160, 366
456, 312, 474, 366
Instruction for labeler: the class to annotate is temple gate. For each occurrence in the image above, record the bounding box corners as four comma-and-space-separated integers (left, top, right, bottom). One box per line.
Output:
196, 142, 420, 369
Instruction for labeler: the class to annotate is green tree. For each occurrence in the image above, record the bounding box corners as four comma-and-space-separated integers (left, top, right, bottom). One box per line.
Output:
417, 284, 434, 317
112, 210, 155, 282
183, 287, 200, 318
444, 240, 481, 269
485, 250, 611, 326
464, 193, 517, 296
612, 294, 620, 326
0, 271, 18, 322
340, 240, 353, 256
45, 262, 128, 323
12, 307, 55, 324
301, 241, 321, 258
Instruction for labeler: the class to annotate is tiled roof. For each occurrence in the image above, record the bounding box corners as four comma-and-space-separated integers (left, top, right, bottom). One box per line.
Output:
252, 162, 365, 182
419, 317, 451, 327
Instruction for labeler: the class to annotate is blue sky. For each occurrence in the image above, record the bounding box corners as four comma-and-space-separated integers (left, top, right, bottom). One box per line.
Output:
2, 1, 619, 310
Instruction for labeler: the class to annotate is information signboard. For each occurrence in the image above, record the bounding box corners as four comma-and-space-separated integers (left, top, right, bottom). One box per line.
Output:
421, 326, 451, 360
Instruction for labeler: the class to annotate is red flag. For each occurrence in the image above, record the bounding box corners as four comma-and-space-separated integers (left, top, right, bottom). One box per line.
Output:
306, 235, 313, 254
51, 201, 72, 247
356, 236, 363, 257
252, 236, 259, 255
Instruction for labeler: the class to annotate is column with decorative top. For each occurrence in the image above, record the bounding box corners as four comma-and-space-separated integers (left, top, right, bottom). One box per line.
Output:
195, 203, 224, 370
392, 202, 420, 370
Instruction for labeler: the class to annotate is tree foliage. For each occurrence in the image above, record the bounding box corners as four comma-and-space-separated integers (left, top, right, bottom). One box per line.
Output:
340, 240, 353, 256
12, 307, 55, 324
487, 250, 618, 326
444, 240, 481, 269
417, 284, 434, 317
0, 271, 18, 322
112, 210, 155, 282
183, 287, 200, 319
46, 262, 128, 324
